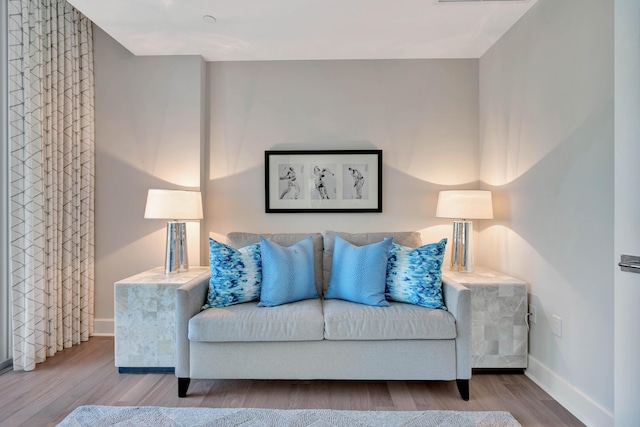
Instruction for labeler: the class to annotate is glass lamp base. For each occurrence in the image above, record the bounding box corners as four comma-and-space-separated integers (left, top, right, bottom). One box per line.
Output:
450, 220, 474, 273
165, 221, 189, 274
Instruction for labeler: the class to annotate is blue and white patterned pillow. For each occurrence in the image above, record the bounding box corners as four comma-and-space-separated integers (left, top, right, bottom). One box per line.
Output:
258, 236, 318, 307
385, 238, 447, 310
325, 236, 393, 307
202, 238, 262, 309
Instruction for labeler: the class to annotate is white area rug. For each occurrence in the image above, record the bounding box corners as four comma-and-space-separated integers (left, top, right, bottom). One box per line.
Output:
57, 405, 522, 427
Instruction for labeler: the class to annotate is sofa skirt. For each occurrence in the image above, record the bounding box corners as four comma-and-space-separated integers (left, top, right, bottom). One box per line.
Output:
189, 339, 459, 380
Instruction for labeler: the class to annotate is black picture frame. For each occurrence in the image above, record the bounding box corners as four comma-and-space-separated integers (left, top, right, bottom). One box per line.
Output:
265, 150, 382, 213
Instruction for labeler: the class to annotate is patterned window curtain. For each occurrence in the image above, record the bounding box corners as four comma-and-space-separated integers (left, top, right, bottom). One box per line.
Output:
8, 0, 94, 371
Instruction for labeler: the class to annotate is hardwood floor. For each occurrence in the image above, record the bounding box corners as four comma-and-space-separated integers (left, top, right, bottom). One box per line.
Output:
0, 337, 584, 427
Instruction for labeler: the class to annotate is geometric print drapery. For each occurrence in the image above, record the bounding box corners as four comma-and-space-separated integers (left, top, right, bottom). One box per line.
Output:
8, 0, 94, 371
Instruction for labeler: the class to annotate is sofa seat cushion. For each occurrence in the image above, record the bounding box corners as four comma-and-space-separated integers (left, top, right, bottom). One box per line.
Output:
323, 299, 457, 341
189, 299, 324, 342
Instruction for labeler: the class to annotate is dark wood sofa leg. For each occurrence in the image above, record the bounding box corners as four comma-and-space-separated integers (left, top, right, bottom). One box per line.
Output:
178, 378, 191, 398
456, 379, 470, 401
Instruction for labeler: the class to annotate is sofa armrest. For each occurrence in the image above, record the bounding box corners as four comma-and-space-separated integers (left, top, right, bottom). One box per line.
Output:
442, 276, 472, 379
175, 272, 209, 378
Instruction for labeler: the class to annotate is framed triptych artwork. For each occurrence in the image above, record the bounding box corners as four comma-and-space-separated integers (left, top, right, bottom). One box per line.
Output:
265, 150, 382, 213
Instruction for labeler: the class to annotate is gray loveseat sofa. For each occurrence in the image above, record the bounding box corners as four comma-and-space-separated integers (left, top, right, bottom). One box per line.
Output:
175, 231, 472, 400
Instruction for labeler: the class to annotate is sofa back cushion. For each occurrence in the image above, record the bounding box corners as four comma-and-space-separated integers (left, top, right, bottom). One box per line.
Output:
227, 232, 324, 296
322, 231, 422, 294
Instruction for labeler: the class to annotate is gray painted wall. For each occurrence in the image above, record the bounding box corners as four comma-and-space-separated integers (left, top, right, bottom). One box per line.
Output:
205, 59, 479, 243
93, 27, 205, 330
478, 0, 614, 424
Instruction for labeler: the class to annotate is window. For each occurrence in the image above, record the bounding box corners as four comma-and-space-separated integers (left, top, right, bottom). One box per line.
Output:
1, 0, 11, 370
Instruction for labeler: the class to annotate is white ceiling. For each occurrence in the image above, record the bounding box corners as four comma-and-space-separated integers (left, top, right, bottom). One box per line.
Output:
67, 0, 538, 62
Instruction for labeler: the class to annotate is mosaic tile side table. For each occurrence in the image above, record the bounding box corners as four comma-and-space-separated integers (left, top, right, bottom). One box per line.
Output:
114, 266, 209, 373
443, 266, 528, 371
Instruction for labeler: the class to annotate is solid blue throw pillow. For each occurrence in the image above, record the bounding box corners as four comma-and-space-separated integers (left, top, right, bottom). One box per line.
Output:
258, 236, 318, 307
325, 235, 393, 307
203, 238, 262, 309
385, 238, 447, 309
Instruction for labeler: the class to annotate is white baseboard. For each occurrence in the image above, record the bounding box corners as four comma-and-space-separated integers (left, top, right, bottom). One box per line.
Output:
93, 318, 114, 337
525, 355, 614, 427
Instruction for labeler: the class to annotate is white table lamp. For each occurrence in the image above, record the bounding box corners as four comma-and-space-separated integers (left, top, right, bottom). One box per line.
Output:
436, 190, 493, 273
144, 189, 203, 274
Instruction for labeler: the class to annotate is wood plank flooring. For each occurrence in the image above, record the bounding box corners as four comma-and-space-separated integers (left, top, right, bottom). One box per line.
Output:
0, 337, 584, 427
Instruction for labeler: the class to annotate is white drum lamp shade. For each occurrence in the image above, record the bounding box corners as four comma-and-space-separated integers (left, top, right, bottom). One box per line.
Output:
436, 190, 493, 220
144, 189, 204, 220
144, 189, 203, 274
436, 190, 493, 273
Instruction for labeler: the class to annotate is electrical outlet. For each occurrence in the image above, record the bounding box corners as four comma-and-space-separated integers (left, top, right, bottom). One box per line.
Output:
528, 304, 537, 324
552, 315, 562, 337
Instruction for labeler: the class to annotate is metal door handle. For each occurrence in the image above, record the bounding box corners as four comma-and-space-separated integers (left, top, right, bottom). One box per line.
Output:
619, 255, 640, 273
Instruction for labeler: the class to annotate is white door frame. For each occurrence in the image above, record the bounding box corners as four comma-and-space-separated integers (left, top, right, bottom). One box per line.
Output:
614, 0, 640, 425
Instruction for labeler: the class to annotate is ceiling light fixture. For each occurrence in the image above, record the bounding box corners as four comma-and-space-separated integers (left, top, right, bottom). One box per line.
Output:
202, 15, 216, 24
